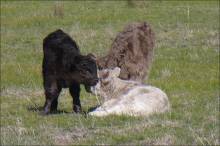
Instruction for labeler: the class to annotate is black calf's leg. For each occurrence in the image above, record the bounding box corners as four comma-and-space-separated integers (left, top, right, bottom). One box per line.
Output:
43, 79, 61, 114
69, 83, 81, 113
50, 85, 62, 112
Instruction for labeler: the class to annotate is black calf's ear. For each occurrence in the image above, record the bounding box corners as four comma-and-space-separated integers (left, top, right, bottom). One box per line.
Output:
87, 53, 97, 60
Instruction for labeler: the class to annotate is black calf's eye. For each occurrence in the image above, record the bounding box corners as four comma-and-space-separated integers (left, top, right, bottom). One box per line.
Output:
87, 69, 92, 73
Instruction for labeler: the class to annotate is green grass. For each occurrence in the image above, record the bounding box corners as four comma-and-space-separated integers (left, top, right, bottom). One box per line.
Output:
1, 1, 219, 145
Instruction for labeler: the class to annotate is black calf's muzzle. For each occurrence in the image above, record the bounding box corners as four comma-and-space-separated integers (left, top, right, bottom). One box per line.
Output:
94, 78, 99, 83
85, 85, 92, 93
90, 78, 99, 86
85, 78, 99, 93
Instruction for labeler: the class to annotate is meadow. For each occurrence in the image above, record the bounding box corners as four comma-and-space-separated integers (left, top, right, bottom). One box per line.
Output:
1, 1, 219, 145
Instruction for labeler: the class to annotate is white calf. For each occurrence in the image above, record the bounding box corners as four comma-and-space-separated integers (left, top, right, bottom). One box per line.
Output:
89, 67, 170, 116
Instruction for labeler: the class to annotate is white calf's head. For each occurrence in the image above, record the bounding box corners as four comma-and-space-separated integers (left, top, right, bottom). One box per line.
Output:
98, 67, 121, 82
91, 67, 121, 99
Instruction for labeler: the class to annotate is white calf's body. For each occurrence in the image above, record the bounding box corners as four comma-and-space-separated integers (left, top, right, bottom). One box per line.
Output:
90, 85, 170, 117
89, 68, 170, 116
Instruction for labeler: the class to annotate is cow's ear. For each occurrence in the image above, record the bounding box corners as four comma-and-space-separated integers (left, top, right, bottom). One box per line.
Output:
102, 70, 109, 79
112, 67, 121, 77
101, 70, 111, 84
87, 53, 97, 60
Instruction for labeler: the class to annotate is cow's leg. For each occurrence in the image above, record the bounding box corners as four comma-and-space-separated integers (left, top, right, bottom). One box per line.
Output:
43, 77, 61, 114
50, 83, 62, 112
69, 83, 81, 113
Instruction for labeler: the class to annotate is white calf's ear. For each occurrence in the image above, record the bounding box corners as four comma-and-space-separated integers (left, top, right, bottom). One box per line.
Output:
113, 67, 121, 77
100, 69, 109, 79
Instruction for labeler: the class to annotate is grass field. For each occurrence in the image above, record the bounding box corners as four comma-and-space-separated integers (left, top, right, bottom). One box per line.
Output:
1, 1, 219, 145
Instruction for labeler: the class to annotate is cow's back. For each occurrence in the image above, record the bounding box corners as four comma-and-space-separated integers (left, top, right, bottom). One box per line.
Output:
42, 29, 81, 75
43, 29, 80, 55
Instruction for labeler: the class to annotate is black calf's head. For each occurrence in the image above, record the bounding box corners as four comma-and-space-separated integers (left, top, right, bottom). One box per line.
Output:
74, 54, 98, 86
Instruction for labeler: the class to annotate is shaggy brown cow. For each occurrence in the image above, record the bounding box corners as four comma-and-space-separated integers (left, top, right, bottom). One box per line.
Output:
42, 29, 98, 115
97, 22, 155, 82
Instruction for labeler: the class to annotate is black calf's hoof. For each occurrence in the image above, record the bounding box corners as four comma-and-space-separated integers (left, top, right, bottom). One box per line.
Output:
41, 107, 51, 115
50, 108, 58, 114
40, 111, 50, 116
73, 105, 82, 114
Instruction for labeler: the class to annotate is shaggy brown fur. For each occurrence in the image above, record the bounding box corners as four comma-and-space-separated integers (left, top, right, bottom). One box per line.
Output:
97, 22, 155, 82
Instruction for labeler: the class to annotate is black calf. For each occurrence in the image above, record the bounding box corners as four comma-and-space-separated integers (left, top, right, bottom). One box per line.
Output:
42, 29, 98, 114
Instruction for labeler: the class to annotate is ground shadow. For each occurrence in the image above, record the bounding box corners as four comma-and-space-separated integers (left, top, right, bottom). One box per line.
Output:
27, 104, 101, 116
27, 104, 70, 115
